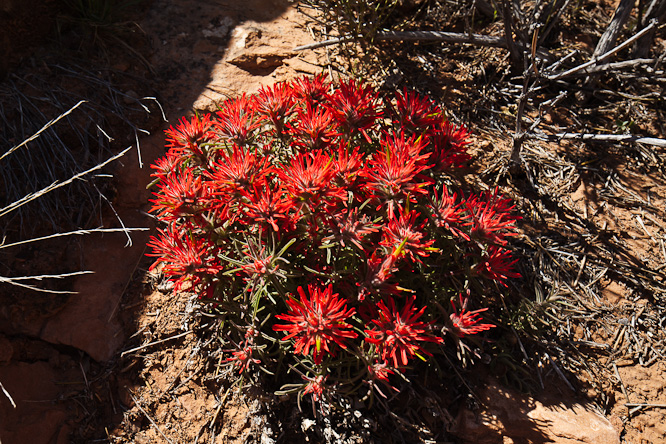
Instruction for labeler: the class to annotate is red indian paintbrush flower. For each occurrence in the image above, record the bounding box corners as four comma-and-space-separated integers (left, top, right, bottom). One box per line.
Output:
381, 208, 435, 263
150, 167, 209, 222
164, 114, 215, 158
279, 150, 344, 210
394, 89, 443, 133
473, 245, 520, 285
206, 145, 272, 201
303, 374, 327, 402
226, 346, 261, 374
332, 142, 364, 189
240, 243, 277, 281
326, 78, 381, 142
274, 284, 357, 365
255, 82, 294, 136
357, 251, 400, 301
241, 183, 295, 232
290, 102, 337, 151
427, 121, 471, 172
215, 94, 260, 146
147, 228, 223, 290
364, 295, 442, 367
361, 131, 432, 213
292, 73, 329, 103
325, 207, 378, 252
449, 295, 495, 337
428, 186, 468, 239
366, 360, 399, 398
465, 187, 519, 246
150, 150, 183, 181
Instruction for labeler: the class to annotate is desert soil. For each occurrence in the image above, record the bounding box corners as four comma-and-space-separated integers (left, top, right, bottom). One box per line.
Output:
0, 0, 665, 443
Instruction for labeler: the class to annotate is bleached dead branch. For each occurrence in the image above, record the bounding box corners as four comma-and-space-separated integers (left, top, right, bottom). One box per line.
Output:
0, 100, 86, 163
0, 146, 132, 219
0, 227, 149, 250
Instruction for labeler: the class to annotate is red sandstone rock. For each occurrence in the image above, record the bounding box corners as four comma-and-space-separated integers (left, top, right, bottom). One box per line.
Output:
450, 380, 620, 444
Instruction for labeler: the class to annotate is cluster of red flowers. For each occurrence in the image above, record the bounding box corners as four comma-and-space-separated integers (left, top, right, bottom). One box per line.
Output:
147, 75, 520, 405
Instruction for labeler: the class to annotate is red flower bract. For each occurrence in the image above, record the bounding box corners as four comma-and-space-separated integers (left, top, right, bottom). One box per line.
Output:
150, 167, 209, 223
465, 187, 519, 245
325, 207, 377, 251
215, 94, 260, 146
279, 150, 344, 210
326, 78, 381, 141
428, 186, 468, 239
255, 81, 294, 136
226, 346, 261, 374
473, 245, 521, 285
361, 131, 432, 213
147, 228, 222, 290
241, 183, 295, 232
427, 122, 471, 172
364, 295, 442, 367
274, 284, 357, 365
292, 73, 329, 103
206, 145, 272, 202
303, 374, 327, 402
381, 208, 435, 263
449, 295, 495, 337
164, 114, 215, 158
290, 103, 337, 151
394, 89, 442, 133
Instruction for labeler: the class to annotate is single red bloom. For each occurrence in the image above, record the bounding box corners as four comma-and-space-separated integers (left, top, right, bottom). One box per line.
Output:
326, 78, 382, 141
207, 145, 272, 201
278, 150, 344, 210
325, 207, 378, 251
255, 81, 294, 135
357, 251, 400, 301
381, 208, 435, 263
385, 129, 432, 164
214, 94, 260, 146
151, 150, 183, 181
449, 295, 495, 337
164, 114, 215, 156
302, 374, 327, 402
274, 284, 357, 365
242, 183, 295, 232
394, 89, 443, 133
289, 102, 337, 151
332, 142, 364, 189
366, 360, 399, 398
427, 122, 471, 172
368, 360, 394, 382
292, 73, 329, 103
241, 244, 277, 280
364, 295, 443, 367
464, 187, 519, 245
147, 228, 223, 290
226, 345, 261, 374
473, 245, 520, 285
150, 167, 209, 222
361, 131, 432, 213
428, 187, 468, 239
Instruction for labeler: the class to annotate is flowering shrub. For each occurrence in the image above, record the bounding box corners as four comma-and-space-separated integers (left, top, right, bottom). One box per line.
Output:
147, 75, 520, 406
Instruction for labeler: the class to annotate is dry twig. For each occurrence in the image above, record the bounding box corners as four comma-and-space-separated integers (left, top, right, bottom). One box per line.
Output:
294, 30, 552, 59
545, 20, 657, 80
530, 132, 666, 148
129, 392, 174, 444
